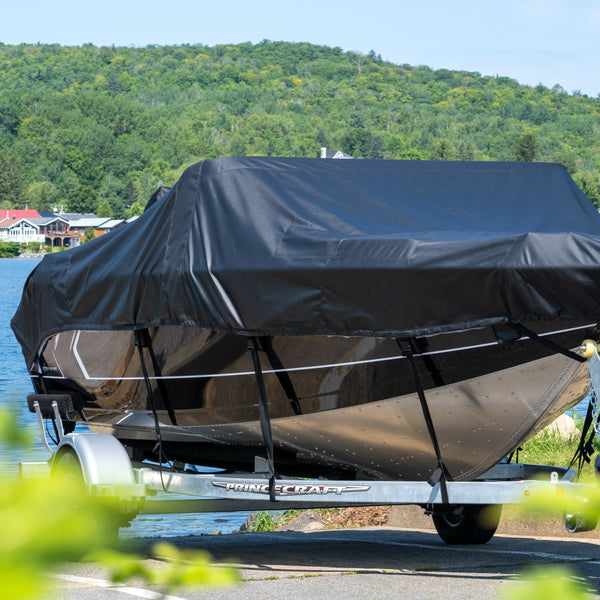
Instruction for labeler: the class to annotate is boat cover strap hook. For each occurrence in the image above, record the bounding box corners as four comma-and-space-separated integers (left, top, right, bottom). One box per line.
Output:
248, 337, 279, 501
135, 329, 169, 492
509, 323, 586, 363
398, 339, 452, 504
260, 336, 302, 415
35, 357, 48, 394
134, 328, 178, 425
569, 397, 598, 477
413, 338, 445, 387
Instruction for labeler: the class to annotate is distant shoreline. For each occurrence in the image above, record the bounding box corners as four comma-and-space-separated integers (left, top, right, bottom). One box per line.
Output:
0, 254, 44, 260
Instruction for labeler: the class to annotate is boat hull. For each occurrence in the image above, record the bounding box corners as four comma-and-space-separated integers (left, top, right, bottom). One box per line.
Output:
32, 322, 593, 480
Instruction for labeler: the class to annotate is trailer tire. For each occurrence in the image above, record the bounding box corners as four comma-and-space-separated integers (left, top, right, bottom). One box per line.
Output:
52, 448, 86, 494
51, 448, 122, 539
432, 504, 502, 544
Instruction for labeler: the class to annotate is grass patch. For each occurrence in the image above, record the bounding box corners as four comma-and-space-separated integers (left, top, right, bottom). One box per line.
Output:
246, 511, 279, 533
245, 509, 307, 533
518, 415, 599, 483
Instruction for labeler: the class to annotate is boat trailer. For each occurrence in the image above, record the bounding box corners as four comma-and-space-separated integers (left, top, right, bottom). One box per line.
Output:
19, 347, 600, 545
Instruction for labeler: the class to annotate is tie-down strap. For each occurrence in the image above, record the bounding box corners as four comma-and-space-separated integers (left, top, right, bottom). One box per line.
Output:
397, 339, 452, 504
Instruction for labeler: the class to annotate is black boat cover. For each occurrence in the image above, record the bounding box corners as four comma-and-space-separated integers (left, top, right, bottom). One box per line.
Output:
12, 157, 600, 368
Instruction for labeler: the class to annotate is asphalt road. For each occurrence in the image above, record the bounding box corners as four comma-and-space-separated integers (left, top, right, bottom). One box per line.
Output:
47, 527, 600, 600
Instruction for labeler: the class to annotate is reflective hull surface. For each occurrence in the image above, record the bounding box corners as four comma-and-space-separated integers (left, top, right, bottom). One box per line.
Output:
33, 322, 593, 480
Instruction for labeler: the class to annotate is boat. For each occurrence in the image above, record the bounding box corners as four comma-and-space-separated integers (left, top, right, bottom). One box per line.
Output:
11, 157, 600, 485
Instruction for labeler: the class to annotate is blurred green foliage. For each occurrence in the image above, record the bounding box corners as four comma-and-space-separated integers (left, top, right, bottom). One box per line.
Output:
94, 543, 239, 593
0, 472, 122, 599
503, 566, 592, 600
0, 410, 238, 599
502, 462, 600, 599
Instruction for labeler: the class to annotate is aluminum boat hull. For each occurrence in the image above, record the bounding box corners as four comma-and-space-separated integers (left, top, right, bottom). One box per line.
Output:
32, 322, 593, 481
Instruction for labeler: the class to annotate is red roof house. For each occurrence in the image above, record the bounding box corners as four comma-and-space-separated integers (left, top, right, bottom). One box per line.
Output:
0, 209, 41, 220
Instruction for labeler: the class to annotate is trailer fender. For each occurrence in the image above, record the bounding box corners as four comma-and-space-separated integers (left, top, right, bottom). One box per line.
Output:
53, 433, 135, 486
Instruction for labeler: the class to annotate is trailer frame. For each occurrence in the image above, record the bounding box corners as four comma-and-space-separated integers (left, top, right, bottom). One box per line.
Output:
19, 350, 600, 543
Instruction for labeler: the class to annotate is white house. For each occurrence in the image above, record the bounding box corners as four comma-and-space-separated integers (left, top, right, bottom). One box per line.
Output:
320, 147, 353, 159
0, 218, 45, 244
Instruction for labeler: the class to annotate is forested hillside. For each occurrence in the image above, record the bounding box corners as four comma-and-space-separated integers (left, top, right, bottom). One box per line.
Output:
0, 40, 599, 218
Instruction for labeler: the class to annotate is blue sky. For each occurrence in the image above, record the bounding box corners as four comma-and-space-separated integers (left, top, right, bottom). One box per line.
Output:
1, 0, 599, 97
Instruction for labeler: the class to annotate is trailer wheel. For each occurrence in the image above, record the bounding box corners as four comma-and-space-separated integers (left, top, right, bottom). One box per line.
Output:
432, 504, 502, 544
52, 448, 86, 493
51, 448, 121, 539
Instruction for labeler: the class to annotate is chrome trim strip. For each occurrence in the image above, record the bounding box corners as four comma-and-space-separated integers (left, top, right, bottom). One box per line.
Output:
33, 323, 593, 381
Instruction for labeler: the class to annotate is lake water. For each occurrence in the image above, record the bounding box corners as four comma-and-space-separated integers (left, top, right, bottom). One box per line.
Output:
0, 257, 250, 537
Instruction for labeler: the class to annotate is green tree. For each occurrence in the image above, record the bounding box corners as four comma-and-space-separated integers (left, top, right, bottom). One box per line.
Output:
368, 134, 385, 159
64, 149, 103, 188
26, 181, 59, 211
97, 199, 114, 218
0, 154, 12, 208
345, 112, 371, 158
553, 151, 577, 175
513, 132, 540, 162
67, 184, 98, 213
100, 176, 127, 219
84, 227, 96, 242
573, 171, 600, 208
0, 153, 25, 208
316, 128, 328, 148
108, 196, 126, 219
430, 139, 453, 160
126, 202, 145, 218
229, 135, 247, 156
457, 141, 474, 161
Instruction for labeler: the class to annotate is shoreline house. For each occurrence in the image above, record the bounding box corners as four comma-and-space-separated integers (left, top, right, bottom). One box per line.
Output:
0, 209, 41, 220
319, 147, 353, 159
2, 185, 157, 247
0, 215, 74, 247
1, 194, 144, 247
28, 216, 72, 247
0, 213, 127, 247
0, 217, 45, 244
0, 210, 45, 244
68, 217, 125, 243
